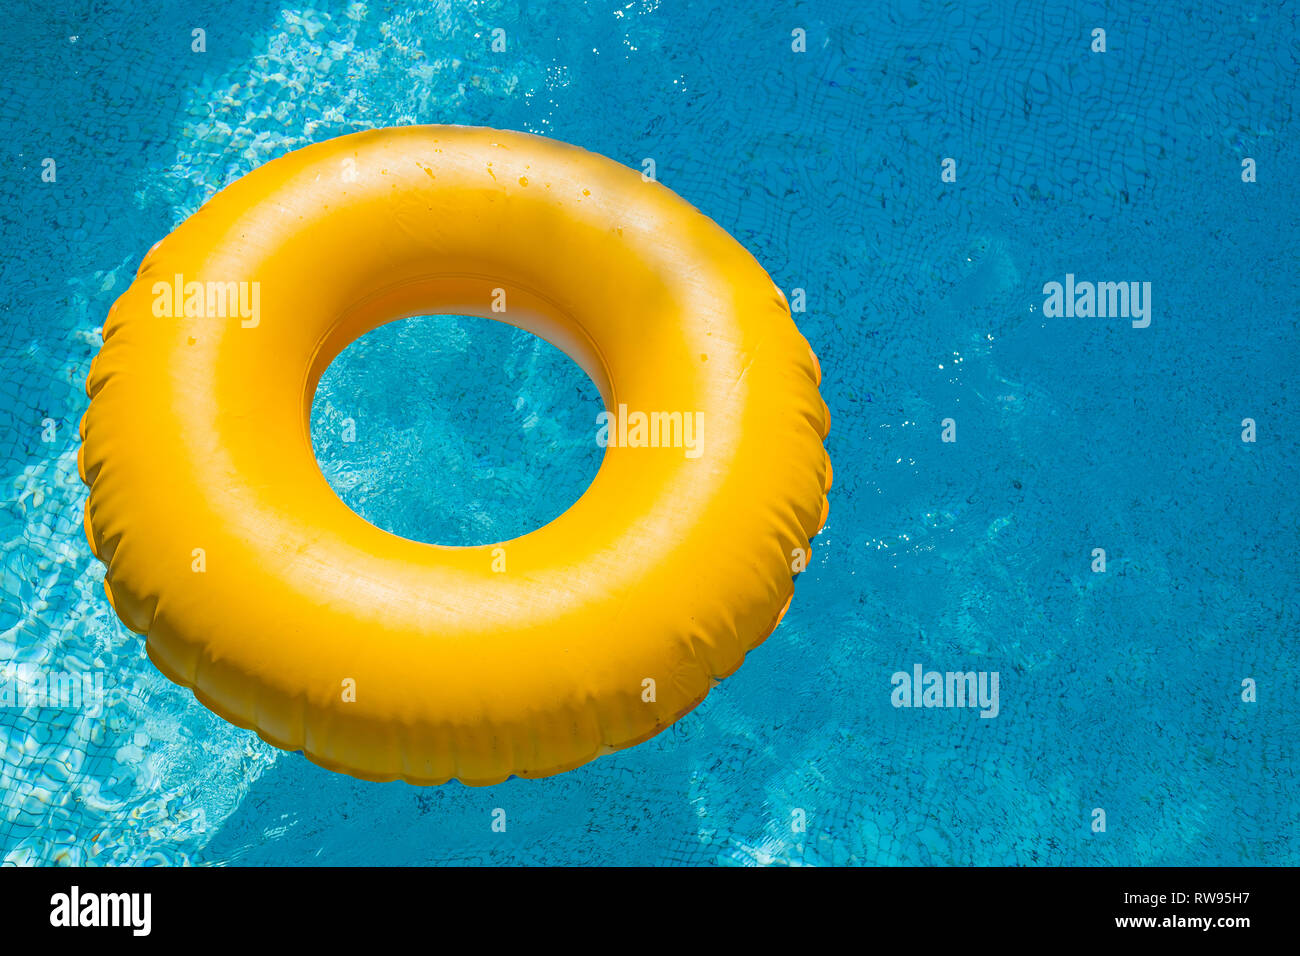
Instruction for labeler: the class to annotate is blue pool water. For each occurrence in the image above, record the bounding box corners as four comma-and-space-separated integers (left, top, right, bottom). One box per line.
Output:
2, 0, 1296, 865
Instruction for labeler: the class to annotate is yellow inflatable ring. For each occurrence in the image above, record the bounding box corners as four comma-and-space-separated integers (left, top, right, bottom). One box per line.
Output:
80, 126, 831, 785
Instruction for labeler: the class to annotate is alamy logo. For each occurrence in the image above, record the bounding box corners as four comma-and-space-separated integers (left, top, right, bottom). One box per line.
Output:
0, 665, 105, 715
596, 404, 703, 459
50, 886, 151, 936
151, 273, 260, 327
1042, 273, 1151, 328
891, 664, 1000, 718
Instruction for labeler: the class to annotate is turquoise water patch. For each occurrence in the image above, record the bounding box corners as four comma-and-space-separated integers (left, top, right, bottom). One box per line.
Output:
311, 315, 603, 547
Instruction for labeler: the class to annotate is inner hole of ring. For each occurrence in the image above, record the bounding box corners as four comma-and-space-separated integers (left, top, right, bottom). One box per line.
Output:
309, 313, 605, 547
